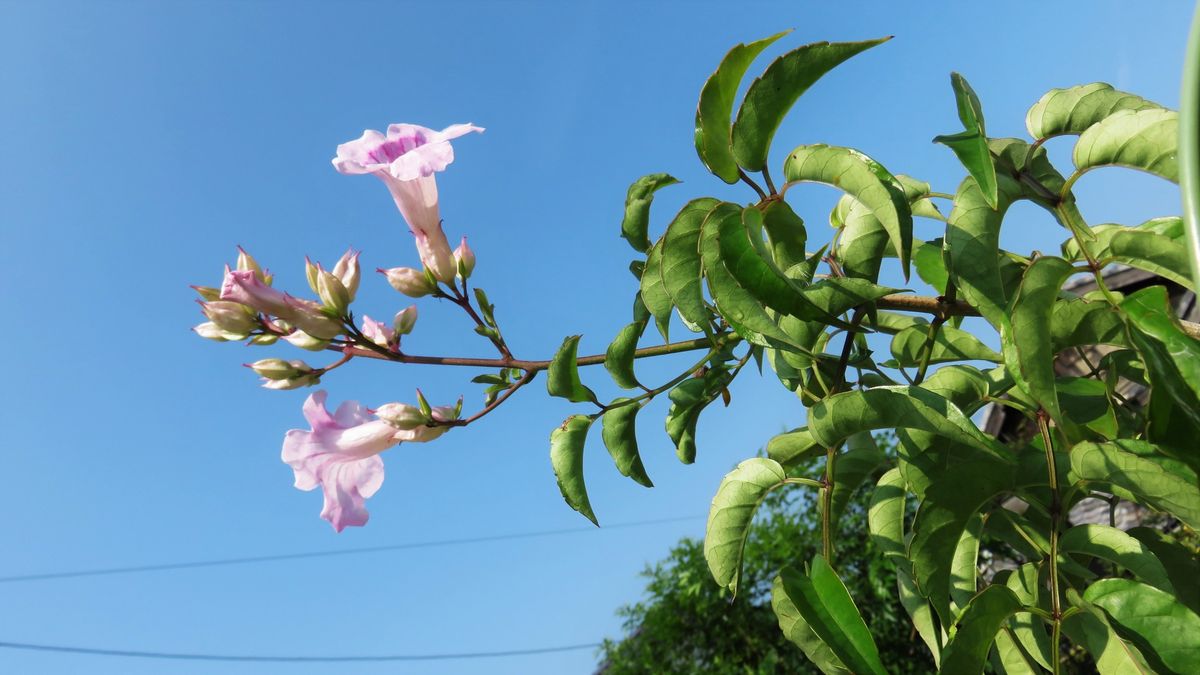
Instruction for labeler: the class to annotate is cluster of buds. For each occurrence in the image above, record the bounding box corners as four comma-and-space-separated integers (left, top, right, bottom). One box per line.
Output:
360, 305, 418, 352
247, 358, 320, 390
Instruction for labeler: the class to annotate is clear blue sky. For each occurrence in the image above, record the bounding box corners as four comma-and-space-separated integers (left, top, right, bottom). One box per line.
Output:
0, 1, 1188, 672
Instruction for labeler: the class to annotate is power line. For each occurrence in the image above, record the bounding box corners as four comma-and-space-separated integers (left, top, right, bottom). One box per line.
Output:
0, 639, 601, 662
0, 514, 703, 584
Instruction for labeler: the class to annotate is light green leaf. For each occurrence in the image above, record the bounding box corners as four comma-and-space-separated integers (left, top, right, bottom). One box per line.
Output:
897, 174, 947, 221
704, 457, 790, 593
1085, 578, 1200, 673
1062, 590, 1155, 675
1123, 285, 1200, 404
897, 566, 943, 667
1127, 527, 1200, 615
600, 400, 652, 488
783, 143, 913, 277
621, 173, 679, 252
837, 199, 889, 282
664, 367, 731, 465
775, 559, 888, 675
718, 206, 826, 320
772, 574, 852, 675
807, 385, 999, 453
829, 433, 886, 526
604, 321, 646, 390
1003, 256, 1075, 421
640, 239, 674, 341
913, 238, 949, 293
1057, 377, 1119, 441
767, 426, 823, 467
940, 585, 1024, 674
890, 324, 1001, 367
949, 514, 982, 614
695, 31, 789, 183
867, 467, 907, 563
1074, 108, 1179, 183
934, 72, 999, 208
731, 37, 891, 173
1064, 225, 1193, 288
661, 198, 721, 331
945, 172, 1023, 329
761, 198, 808, 270
1059, 524, 1173, 593
1004, 563, 1055, 672
1070, 440, 1200, 529
1026, 82, 1161, 139
546, 335, 597, 403
549, 415, 597, 525
993, 628, 1040, 675
1051, 297, 1128, 351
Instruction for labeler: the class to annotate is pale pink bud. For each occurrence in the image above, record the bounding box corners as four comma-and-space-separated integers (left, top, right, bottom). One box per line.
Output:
201, 300, 259, 334
454, 237, 476, 278
373, 403, 426, 430
284, 329, 329, 351
220, 267, 293, 318
380, 266, 435, 297
282, 297, 344, 340
236, 246, 269, 284
393, 306, 418, 335
316, 267, 351, 314
360, 315, 397, 349
332, 249, 361, 300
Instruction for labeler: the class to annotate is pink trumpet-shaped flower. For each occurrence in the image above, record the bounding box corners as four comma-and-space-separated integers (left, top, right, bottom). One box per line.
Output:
220, 267, 293, 318
332, 123, 483, 284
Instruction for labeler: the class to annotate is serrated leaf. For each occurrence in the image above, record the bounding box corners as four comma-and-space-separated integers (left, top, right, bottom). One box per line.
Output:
600, 400, 652, 488
783, 143, 913, 277
640, 240, 674, 341
549, 415, 597, 525
775, 559, 888, 675
939, 586, 1024, 674
661, 198, 721, 330
695, 31, 790, 183
1027, 82, 1161, 139
1074, 108, 1179, 183
890, 324, 1001, 367
547, 335, 597, 403
620, 173, 679, 252
1070, 440, 1200, 529
934, 72, 999, 208
1085, 578, 1200, 673
704, 457, 790, 593
772, 574, 851, 674
731, 37, 891, 173
1059, 524, 1173, 592
604, 321, 646, 390
1003, 256, 1075, 422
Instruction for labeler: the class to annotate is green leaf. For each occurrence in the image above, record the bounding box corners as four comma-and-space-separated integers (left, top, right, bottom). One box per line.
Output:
867, 467, 907, 563
1063, 225, 1193, 288
695, 31, 789, 183
621, 173, 679, 252
1062, 590, 1156, 675
546, 335, 597, 403
1074, 108, 1179, 183
897, 566, 944, 667
1127, 527, 1200, 615
639, 240, 674, 341
1051, 297, 1128, 351
1026, 82, 1161, 139
1004, 563, 1055, 672
939, 586, 1024, 675
600, 400, 653, 488
949, 514, 983, 614
718, 206, 826, 320
732, 37, 891, 173
1059, 524, 1173, 593
761, 199, 808, 270
661, 198, 721, 330
549, 415, 598, 525
945, 173, 1023, 329
783, 143, 913, 277
604, 321, 646, 390
837, 200, 889, 282
772, 574, 852, 675
1085, 578, 1200, 673
1002, 256, 1075, 422
934, 72, 999, 208
775, 559, 889, 675
767, 426, 823, 467
1123, 285, 1200, 403
889, 324, 1001, 367
807, 386, 1000, 454
801, 277, 898, 317
993, 627, 1040, 675
1070, 440, 1200, 529
664, 370, 730, 465
1057, 377, 1119, 441
913, 239, 949, 293
704, 457, 790, 593
828, 433, 886, 526
898, 174, 947, 221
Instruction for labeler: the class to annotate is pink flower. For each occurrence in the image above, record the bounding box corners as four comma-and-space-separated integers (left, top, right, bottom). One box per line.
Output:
332, 123, 483, 284
221, 267, 293, 318
360, 315, 396, 350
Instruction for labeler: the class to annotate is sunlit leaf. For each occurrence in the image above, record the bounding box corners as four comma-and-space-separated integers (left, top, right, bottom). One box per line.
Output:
761, 198, 808, 270
604, 321, 646, 390
772, 574, 851, 674
934, 72, 998, 208
1127, 527, 1200, 614
1063, 224, 1193, 288
867, 467, 907, 563
1026, 82, 1161, 139
1074, 108, 1179, 183
600, 400, 652, 488
661, 198, 721, 331
549, 415, 597, 525
767, 426, 823, 467
621, 173, 679, 252
775, 559, 889, 675
890, 324, 1001, 367
1059, 524, 1173, 592
704, 457, 790, 593
1062, 590, 1155, 675
829, 432, 886, 525
1002, 256, 1075, 422
1085, 578, 1200, 673
640, 239, 674, 340
546, 335, 597, 403
1070, 440, 1200, 529
808, 385, 1000, 453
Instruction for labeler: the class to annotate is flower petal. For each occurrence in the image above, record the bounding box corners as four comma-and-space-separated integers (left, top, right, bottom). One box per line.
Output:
318, 455, 384, 532
332, 129, 389, 175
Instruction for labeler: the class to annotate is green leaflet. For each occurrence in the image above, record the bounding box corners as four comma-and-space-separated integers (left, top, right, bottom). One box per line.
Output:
783, 143, 914, 277
897, 566, 943, 667
761, 198, 808, 270
604, 321, 646, 390
939, 586, 1024, 675
1063, 224, 1193, 288
807, 385, 1000, 454
913, 238, 949, 294
934, 72, 999, 208
718, 206, 823, 319
731, 37, 890, 173
1074, 108, 1180, 183
775, 559, 888, 675
837, 200, 889, 282
767, 426, 823, 467
1026, 82, 1161, 139
600, 400, 652, 488
621, 173, 679, 252
889, 324, 1001, 367
948, 514, 982, 614
704, 457, 791, 593
1059, 524, 1173, 593
664, 368, 730, 464
1085, 579, 1200, 673
640, 239, 674, 340
1057, 377, 1119, 441
828, 432, 886, 526
1062, 590, 1156, 675
661, 197, 721, 331
1050, 297, 1128, 351
1004, 563, 1055, 672
1127, 527, 1200, 615
546, 335, 597, 403
944, 173, 1022, 329
1123, 285, 1200, 402
1003, 256, 1075, 422
897, 174, 947, 221
772, 574, 851, 675
549, 415, 597, 525
993, 628, 1040, 675
695, 31, 789, 183
867, 467, 907, 563
1070, 440, 1200, 529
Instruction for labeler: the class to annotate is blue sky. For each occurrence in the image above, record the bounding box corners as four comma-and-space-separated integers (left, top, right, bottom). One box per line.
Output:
0, 0, 1189, 672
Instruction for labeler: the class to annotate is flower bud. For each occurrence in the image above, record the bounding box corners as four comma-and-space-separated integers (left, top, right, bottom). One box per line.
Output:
249, 334, 279, 346
285, 297, 344, 339
305, 257, 320, 294
192, 285, 221, 301
202, 300, 259, 334
361, 315, 396, 349
248, 358, 311, 380
374, 402, 427, 430
432, 397, 462, 423
261, 372, 321, 390
454, 237, 476, 278
237, 246, 269, 284
380, 266, 436, 297
316, 268, 351, 314
193, 321, 243, 341
332, 249, 361, 301
284, 329, 330, 351
393, 305, 418, 335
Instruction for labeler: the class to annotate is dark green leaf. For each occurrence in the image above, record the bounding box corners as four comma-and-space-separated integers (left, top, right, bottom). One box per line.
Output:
1063, 224, 1193, 288
1062, 590, 1156, 675
867, 467, 907, 563
808, 386, 1000, 454
897, 566, 944, 667
1074, 108, 1179, 183
1026, 82, 1161, 139
775, 559, 889, 675
704, 457, 790, 593
549, 415, 597, 525
934, 72, 998, 208
732, 37, 891, 173
945, 173, 1023, 329
604, 321, 646, 390
939, 586, 1024, 675
661, 198, 721, 330
829, 433, 886, 525
889, 324, 1001, 367
1002, 256, 1075, 422
949, 514, 983, 613
547, 335, 597, 403
1127, 527, 1200, 614
640, 240, 674, 341
718, 206, 826, 320
761, 198, 808, 270
621, 173, 679, 252
601, 400, 653, 488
